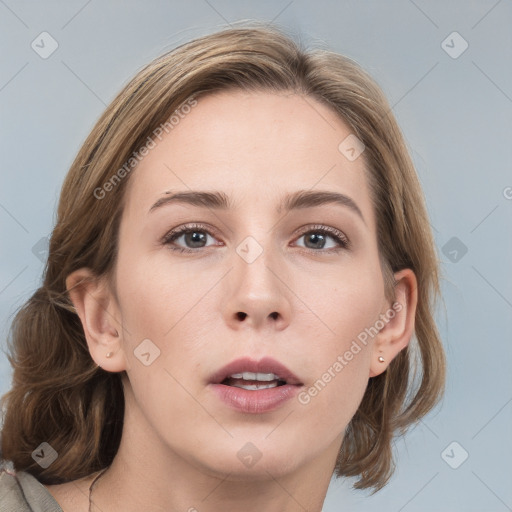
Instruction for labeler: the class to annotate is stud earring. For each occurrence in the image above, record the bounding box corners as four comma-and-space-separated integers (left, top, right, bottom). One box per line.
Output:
378, 356, 385, 363
106, 352, 114, 358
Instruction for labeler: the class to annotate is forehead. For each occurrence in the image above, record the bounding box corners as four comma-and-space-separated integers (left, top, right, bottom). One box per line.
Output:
123, 90, 375, 229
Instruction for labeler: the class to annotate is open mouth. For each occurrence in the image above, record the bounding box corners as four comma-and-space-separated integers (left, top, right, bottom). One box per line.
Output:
210, 359, 303, 413
221, 372, 287, 390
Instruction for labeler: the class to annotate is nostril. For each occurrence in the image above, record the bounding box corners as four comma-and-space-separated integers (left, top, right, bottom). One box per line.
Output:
236, 312, 247, 321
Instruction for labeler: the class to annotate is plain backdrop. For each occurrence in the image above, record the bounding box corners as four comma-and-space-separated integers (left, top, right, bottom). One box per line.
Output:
1, 1, 511, 511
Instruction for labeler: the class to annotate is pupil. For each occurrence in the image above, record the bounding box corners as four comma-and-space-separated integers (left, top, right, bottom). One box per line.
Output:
307, 233, 325, 249
186, 231, 205, 248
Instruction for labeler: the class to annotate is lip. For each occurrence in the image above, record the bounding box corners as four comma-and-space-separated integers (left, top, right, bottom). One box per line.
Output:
208, 356, 302, 386
208, 356, 304, 414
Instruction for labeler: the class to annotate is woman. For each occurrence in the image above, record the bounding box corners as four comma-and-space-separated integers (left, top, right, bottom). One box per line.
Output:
0, 22, 445, 512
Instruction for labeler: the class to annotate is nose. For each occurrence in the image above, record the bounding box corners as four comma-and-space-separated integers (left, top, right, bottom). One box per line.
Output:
222, 239, 292, 333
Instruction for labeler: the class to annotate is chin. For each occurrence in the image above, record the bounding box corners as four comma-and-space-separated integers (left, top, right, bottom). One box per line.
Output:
197, 441, 306, 481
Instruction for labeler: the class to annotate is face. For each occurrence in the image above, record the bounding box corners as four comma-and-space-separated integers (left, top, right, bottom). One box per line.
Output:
111, 90, 390, 479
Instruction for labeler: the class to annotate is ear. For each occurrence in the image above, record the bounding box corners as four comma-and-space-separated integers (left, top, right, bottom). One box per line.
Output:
369, 268, 418, 378
66, 268, 127, 372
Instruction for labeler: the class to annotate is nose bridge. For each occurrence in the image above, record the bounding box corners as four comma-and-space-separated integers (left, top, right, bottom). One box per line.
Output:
236, 232, 277, 293
222, 223, 292, 330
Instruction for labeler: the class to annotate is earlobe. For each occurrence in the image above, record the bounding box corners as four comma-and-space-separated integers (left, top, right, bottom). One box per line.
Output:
66, 269, 126, 372
368, 268, 418, 378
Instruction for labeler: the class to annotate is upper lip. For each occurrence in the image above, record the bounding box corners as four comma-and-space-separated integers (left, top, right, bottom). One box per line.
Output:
209, 357, 303, 386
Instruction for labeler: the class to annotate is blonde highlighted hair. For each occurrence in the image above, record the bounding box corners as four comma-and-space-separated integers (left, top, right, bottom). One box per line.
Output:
0, 22, 445, 491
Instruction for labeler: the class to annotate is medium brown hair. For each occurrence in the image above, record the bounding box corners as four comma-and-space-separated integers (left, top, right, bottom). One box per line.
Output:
0, 21, 445, 492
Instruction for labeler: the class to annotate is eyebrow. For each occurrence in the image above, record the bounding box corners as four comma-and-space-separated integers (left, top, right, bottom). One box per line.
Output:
149, 189, 365, 224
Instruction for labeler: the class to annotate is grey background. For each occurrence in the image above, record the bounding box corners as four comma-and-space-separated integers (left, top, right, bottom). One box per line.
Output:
1, 1, 511, 510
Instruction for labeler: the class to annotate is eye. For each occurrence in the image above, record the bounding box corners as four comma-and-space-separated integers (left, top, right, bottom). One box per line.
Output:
162, 223, 220, 253
294, 225, 350, 253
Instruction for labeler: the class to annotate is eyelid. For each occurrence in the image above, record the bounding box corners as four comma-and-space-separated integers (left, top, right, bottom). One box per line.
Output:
161, 222, 220, 242
294, 224, 350, 248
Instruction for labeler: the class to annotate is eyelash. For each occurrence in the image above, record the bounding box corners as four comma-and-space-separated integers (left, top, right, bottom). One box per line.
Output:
161, 223, 350, 254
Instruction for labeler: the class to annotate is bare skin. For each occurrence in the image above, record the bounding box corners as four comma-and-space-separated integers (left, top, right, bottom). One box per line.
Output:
45, 90, 417, 512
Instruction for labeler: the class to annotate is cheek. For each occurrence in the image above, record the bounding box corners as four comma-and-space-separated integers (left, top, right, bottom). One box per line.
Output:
113, 246, 219, 396
115, 245, 208, 340
294, 264, 383, 425
294, 251, 384, 351
298, 334, 373, 438
113, 249, 209, 425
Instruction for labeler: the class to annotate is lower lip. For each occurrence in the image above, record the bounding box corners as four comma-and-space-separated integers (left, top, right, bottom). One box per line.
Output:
209, 383, 302, 414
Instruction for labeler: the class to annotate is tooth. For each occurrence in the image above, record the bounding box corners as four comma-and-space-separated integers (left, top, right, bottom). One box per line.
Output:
242, 372, 256, 380
230, 373, 244, 379
232, 382, 279, 390
255, 373, 276, 381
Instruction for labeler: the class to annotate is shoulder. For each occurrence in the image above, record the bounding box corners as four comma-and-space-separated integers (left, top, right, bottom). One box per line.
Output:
0, 463, 63, 512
